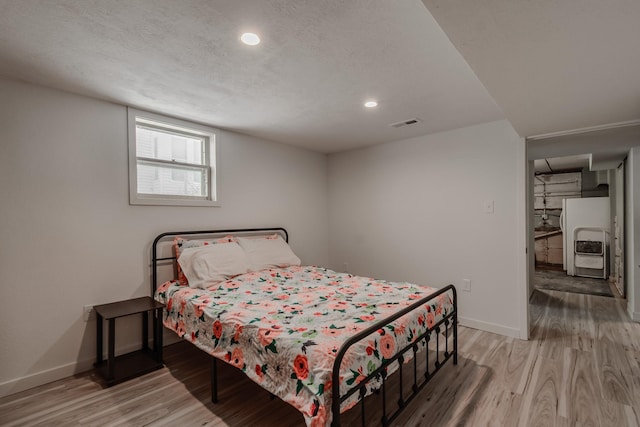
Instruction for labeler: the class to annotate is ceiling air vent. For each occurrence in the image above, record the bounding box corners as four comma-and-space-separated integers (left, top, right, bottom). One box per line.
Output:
389, 118, 421, 129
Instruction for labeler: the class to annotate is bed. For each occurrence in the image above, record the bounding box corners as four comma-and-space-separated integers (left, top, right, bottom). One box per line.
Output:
152, 228, 457, 427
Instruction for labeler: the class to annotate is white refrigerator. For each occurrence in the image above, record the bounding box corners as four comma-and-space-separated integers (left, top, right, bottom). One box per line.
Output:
561, 197, 610, 278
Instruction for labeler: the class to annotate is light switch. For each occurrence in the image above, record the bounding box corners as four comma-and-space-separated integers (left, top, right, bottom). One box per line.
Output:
483, 200, 494, 214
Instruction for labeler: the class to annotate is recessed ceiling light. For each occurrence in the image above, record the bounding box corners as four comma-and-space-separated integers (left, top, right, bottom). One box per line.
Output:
364, 101, 378, 108
240, 33, 260, 46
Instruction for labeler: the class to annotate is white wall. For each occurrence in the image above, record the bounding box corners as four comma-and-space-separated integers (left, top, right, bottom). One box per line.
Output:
625, 147, 640, 320
527, 160, 536, 299
0, 78, 329, 396
328, 120, 527, 337
615, 164, 625, 295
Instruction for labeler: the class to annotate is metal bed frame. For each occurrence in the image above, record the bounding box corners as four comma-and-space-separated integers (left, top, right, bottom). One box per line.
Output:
152, 227, 457, 427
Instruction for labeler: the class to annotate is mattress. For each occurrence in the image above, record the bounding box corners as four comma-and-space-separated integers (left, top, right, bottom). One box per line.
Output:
155, 265, 454, 426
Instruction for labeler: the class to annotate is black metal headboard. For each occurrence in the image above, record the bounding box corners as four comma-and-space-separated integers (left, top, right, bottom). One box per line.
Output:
151, 227, 289, 293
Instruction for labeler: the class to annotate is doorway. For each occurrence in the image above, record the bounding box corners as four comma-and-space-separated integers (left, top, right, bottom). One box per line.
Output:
523, 120, 640, 335
524, 123, 640, 336
532, 156, 622, 298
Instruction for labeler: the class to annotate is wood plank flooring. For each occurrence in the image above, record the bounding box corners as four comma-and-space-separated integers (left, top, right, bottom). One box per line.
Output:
1, 289, 639, 426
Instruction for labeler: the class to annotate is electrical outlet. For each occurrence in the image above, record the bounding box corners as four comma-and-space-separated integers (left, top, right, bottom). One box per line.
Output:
482, 200, 494, 214
83, 305, 95, 322
343, 262, 349, 273
462, 279, 471, 292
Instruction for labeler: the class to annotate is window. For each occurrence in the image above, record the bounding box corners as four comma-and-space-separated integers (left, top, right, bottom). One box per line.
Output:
128, 108, 219, 206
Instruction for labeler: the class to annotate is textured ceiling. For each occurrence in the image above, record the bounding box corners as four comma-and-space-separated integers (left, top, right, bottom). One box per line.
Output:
0, 0, 504, 153
422, 0, 640, 138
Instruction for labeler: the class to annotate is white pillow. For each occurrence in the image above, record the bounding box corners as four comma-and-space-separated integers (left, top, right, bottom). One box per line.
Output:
236, 236, 301, 272
178, 242, 249, 289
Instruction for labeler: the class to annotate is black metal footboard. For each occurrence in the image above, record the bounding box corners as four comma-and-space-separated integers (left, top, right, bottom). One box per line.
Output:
331, 284, 457, 427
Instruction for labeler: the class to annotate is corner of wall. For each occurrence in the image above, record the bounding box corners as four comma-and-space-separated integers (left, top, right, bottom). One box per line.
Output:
458, 316, 521, 338
628, 303, 640, 322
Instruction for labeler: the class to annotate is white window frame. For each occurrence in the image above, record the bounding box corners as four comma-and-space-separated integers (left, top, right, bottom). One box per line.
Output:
128, 107, 220, 206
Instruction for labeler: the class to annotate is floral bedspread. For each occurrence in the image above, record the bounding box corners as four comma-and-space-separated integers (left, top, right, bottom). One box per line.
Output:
155, 266, 453, 427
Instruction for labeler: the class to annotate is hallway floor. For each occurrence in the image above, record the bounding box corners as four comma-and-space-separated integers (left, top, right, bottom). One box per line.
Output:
534, 268, 618, 297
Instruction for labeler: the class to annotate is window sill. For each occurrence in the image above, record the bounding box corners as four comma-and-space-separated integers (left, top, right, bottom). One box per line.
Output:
129, 196, 221, 207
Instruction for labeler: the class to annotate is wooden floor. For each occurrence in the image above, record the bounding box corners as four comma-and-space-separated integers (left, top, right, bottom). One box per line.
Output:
1, 289, 639, 426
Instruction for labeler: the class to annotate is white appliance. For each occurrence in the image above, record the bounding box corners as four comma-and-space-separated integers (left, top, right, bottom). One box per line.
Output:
560, 197, 610, 278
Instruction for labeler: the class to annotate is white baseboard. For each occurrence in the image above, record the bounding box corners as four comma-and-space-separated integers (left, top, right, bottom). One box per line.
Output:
458, 316, 521, 339
0, 333, 183, 399
0, 356, 96, 398
628, 304, 640, 322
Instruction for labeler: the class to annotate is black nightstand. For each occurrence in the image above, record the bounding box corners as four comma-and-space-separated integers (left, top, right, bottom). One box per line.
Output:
94, 296, 164, 386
